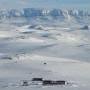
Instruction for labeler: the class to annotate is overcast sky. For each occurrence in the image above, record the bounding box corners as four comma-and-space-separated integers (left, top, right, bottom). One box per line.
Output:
0, 0, 90, 9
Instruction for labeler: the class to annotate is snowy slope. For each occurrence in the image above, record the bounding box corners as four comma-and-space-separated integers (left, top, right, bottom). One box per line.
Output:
0, 8, 90, 90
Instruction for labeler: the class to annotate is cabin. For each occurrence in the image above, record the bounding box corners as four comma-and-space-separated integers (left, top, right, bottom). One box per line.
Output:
43, 80, 52, 85
21, 78, 67, 86
31, 78, 43, 85
55, 81, 66, 85
43, 80, 66, 85
32, 78, 43, 81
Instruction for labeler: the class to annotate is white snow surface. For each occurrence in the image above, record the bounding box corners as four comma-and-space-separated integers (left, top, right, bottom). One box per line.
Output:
0, 12, 90, 90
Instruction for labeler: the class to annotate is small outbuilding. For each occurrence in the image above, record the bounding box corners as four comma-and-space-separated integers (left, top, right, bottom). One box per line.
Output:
81, 25, 89, 30
22, 80, 29, 86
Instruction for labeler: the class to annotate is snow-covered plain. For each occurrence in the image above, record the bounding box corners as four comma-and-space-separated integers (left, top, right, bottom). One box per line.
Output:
0, 9, 90, 90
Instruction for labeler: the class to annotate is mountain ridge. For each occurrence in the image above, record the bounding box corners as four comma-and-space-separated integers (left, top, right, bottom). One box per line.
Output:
0, 8, 90, 21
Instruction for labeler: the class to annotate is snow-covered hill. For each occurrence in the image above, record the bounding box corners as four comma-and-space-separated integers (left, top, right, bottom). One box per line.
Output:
0, 8, 90, 90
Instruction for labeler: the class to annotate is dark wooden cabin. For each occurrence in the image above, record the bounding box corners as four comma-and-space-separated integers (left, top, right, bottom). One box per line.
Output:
32, 78, 43, 81
43, 80, 66, 85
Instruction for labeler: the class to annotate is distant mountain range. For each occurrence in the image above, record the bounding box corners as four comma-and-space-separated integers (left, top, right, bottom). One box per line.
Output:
0, 8, 90, 20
